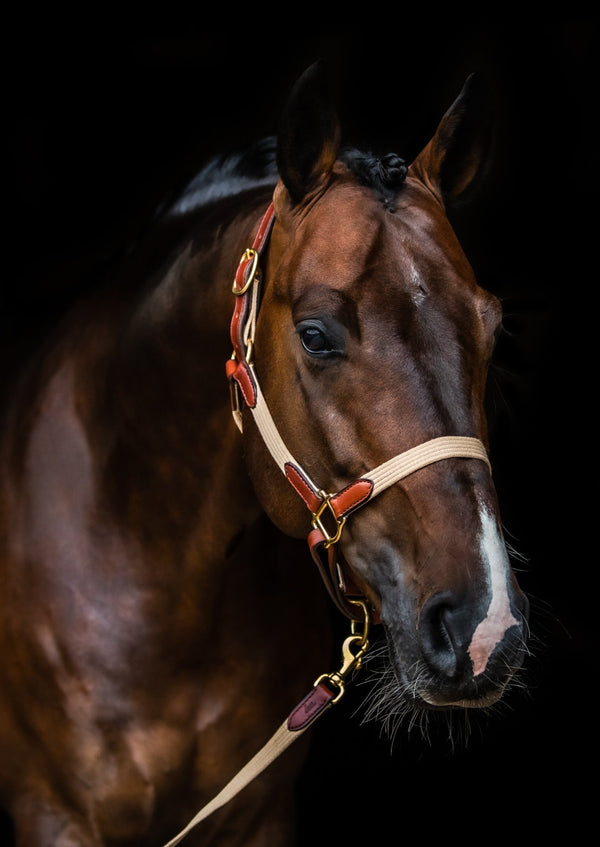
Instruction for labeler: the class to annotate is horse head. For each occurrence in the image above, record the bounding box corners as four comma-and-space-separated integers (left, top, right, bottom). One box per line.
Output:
237, 63, 529, 713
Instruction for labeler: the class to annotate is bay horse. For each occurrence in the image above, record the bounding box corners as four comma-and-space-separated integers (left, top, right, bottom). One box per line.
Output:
0, 63, 529, 846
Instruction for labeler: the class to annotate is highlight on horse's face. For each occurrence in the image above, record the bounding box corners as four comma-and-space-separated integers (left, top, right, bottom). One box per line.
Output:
244, 63, 529, 710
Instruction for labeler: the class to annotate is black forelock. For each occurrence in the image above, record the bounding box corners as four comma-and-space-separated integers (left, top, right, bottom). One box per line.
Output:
340, 148, 408, 206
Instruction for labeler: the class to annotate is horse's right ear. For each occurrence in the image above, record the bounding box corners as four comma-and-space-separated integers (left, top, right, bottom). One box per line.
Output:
276, 62, 341, 207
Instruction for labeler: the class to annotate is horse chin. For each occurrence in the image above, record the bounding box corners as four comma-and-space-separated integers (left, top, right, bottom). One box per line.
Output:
358, 636, 516, 750
379, 626, 513, 713
418, 688, 505, 710
393, 666, 508, 713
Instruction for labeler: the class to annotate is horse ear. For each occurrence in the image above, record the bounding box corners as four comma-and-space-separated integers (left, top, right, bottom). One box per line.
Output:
409, 74, 493, 204
276, 62, 341, 206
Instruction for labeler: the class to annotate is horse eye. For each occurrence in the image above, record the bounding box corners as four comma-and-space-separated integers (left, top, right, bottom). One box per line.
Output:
301, 326, 329, 353
296, 320, 342, 357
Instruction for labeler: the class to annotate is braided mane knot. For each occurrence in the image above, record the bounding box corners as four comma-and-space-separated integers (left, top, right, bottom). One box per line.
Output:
376, 153, 408, 188
341, 148, 408, 203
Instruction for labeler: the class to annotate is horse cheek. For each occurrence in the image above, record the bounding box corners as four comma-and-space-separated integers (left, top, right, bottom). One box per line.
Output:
241, 412, 309, 540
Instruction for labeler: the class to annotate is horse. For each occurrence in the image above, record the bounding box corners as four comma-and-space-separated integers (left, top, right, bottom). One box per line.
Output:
0, 62, 530, 846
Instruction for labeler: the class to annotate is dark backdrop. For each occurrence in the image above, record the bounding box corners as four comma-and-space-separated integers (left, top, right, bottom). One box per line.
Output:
3, 15, 596, 844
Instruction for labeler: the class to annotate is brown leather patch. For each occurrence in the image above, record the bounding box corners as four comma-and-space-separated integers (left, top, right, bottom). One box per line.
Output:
287, 681, 335, 731
233, 362, 257, 408
284, 463, 321, 513
331, 479, 373, 518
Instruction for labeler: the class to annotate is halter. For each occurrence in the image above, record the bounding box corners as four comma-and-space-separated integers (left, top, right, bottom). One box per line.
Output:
225, 202, 491, 620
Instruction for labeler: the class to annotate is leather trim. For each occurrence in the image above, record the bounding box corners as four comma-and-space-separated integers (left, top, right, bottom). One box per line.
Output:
228, 203, 276, 382
284, 463, 321, 513
287, 681, 336, 731
331, 479, 374, 518
229, 287, 249, 364
309, 537, 368, 620
232, 362, 257, 408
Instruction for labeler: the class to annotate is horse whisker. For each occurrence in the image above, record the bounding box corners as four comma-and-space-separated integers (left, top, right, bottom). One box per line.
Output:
353, 631, 532, 752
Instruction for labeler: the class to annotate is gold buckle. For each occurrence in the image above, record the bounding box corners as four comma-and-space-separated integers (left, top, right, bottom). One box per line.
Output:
232, 248, 259, 295
311, 491, 347, 549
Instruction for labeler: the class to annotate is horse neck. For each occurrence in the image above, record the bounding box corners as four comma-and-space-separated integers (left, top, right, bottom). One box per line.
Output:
87, 198, 271, 563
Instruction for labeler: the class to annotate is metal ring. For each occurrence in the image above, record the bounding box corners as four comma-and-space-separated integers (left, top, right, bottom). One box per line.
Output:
311, 493, 347, 548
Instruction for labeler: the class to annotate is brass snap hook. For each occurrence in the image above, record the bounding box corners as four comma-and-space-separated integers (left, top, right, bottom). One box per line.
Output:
313, 597, 370, 703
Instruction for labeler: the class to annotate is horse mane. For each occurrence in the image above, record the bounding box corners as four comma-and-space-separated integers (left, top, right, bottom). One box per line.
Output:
167, 138, 408, 217
167, 137, 279, 216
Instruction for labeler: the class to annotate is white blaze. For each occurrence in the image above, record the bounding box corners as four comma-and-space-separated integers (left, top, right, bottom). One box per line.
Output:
468, 500, 519, 676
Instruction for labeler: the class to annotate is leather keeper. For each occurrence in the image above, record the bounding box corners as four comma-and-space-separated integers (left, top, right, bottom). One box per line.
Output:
331, 478, 374, 518
285, 463, 321, 513
230, 361, 257, 408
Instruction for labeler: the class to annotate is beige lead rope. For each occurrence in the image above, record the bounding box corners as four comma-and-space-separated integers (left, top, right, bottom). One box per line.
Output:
163, 605, 371, 846
162, 720, 303, 847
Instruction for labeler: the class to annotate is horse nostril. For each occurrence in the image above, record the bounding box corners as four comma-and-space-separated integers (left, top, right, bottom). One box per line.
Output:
419, 592, 467, 679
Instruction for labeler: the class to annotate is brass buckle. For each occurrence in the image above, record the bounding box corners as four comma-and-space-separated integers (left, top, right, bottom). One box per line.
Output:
311, 491, 347, 549
232, 248, 259, 295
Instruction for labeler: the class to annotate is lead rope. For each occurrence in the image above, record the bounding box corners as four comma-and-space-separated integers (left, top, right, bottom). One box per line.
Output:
162, 600, 370, 846
161, 722, 302, 847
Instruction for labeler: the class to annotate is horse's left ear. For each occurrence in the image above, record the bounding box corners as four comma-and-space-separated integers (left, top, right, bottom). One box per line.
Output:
409, 74, 493, 205
276, 61, 341, 207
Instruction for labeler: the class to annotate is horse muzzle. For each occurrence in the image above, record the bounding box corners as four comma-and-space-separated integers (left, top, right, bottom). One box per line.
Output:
344, 499, 530, 710
376, 570, 530, 709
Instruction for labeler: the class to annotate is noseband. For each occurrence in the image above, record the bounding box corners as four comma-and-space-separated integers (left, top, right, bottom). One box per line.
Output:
226, 202, 491, 620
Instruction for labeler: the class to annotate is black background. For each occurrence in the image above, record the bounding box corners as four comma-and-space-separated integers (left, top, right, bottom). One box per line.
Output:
3, 13, 597, 845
